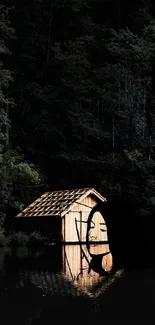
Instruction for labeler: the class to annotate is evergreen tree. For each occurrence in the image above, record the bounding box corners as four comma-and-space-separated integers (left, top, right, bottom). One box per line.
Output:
0, 4, 43, 226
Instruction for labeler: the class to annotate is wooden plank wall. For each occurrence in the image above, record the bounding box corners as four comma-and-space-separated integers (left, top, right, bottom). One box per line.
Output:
62, 196, 106, 243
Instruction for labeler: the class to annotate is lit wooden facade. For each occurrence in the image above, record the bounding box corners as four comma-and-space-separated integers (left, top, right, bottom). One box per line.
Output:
62, 195, 108, 243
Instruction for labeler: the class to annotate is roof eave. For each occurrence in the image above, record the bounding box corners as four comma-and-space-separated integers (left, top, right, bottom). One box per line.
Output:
16, 214, 60, 218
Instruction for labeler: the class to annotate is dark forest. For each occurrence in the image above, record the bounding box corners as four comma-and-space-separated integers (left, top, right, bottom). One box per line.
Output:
1, 0, 155, 265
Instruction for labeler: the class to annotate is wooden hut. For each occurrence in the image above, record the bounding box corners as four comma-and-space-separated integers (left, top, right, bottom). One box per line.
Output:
15, 187, 109, 244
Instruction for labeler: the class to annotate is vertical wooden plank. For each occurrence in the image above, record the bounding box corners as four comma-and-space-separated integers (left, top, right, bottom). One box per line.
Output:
64, 215, 65, 242
80, 211, 82, 242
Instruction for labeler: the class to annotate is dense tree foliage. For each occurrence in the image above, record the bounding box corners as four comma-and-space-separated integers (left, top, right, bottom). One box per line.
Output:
0, 5, 43, 225
1, 0, 155, 259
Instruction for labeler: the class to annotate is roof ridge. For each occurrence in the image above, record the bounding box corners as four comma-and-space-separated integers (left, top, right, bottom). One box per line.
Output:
44, 187, 92, 193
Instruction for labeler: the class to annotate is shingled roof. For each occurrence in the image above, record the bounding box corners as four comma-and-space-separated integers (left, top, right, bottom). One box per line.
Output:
16, 187, 106, 218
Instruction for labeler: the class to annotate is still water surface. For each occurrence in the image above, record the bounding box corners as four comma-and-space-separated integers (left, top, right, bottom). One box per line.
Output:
1, 245, 154, 323
0, 244, 113, 296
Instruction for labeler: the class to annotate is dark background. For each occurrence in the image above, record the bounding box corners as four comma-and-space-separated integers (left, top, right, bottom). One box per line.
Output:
1, 0, 155, 269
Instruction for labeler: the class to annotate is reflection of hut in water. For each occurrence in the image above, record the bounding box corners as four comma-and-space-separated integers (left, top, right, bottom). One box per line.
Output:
62, 244, 112, 293
12, 244, 113, 297
15, 188, 113, 271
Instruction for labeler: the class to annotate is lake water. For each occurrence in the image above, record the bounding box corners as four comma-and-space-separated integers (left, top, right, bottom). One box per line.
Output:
0, 244, 114, 298
0, 244, 125, 324
4, 245, 155, 322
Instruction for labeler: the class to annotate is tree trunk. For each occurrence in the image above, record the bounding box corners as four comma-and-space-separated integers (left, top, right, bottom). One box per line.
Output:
117, 0, 120, 30
142, 87, 146, 141
46, 5, 53, 68
149, 135, 152, 161
6, 102, 9, 151
112, 113, 115, 151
